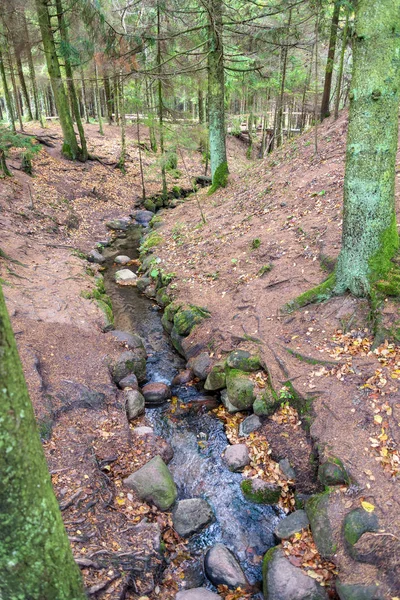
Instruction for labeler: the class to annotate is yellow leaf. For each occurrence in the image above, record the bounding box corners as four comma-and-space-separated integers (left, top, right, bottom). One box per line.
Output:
374, 415, 383, 424
361, 501, 375, 513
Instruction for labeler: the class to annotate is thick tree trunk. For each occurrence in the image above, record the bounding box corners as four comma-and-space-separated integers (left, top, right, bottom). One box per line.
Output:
35, 0, 80, 159
117, 74, 126, 172
0, 285, 86, 598
198, 88, 205, 123
335, 0, 400, 297
0, 46, 16, 133
7, 46, 24, 131
207, 0, 228, 190
145, 79, 157, 152
14, 50, 33, 120
320, 0, 341, 120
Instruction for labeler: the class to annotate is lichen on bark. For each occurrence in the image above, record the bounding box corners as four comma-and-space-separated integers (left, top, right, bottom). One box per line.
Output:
0, 284, 86, 599
334, 0, 400, 297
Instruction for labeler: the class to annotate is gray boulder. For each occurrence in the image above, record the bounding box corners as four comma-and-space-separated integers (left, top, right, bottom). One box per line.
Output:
220, 389, 241, 414
107, 330, 147, 353
115, 269, 137, 286
176, 589, 221, 600
239, 414, 262, 437
111, 350, 147, 384
204, 363, 226, 391
223, 444, 250, 472
88, 249, 105, 264
133, 210, 154, 226
118, 373, 139, 390
279, 458, 296, 480
132, 426, 154, 436
172, 498, 213, 537
125, 389, 145, 421
188, 352, 212, 380
141, 382, 171, 405
263, 546, 327, 600
336, 581, 385, 600
241, 478, 281, 505
274, 510, 309, 540
124, 455, 177, 510
115, 255, 132, 265
106, 218, 130, 231
226, 370, 255, 410
204, 543, 247, 589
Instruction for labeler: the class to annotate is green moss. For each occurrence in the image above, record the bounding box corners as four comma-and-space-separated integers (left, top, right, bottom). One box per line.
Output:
285, 348, 336, 367
318, 457, 350, 486
285, 273, 336, 313
279, 381, 315, 431
262, 545, 279, 588
306, 490, 335, 559
225, 369, 256, 410
173, 305, 210, 337
208, 161, 228, 194
164, 302, 183, 323
343, 508, 379, 549
139, 232, 163, 256
81, 277, 113, 327
258, 263, 273, 276
241, 479, 281, 504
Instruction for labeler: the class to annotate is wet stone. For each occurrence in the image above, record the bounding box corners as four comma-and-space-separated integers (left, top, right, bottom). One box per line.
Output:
188, 352, 212, 380
141, 382, 172, 405
115, 269, 137, 286
204, 363, 226, 391
306, 492, 335, 560
88, 249, 105, 264
118, 373, 139, 390
124, 389, 145, 421
106, 330, 146, 352
132, 426, 154, 436
335, 581, 385, 600
226, 350, 261, 372
106, 218, 130, 231
115, 255, 132, 265
132, 209, 154, 226
172, 369, 193, 386
124, 455, 177, 510
223, 444, 250, 472
343, 508, 379, 557
136, 276, 152, 292
178, 559, 205, 591
279, 458, 296, 480
239, 414, 262, 437
318, 458, 349, 486
176, 589, 221, 600
263, 546, 327, 600
220, 389, 241, 413
274, 510, 309, 540
204, 543, 247, 589
111, 350, 147, 384
226, 369, 255, 410
172, 498, 214, 537
241, 478, 281, 505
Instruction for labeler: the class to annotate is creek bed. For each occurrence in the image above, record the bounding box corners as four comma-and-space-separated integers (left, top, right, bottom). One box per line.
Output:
102, 225, 281, 590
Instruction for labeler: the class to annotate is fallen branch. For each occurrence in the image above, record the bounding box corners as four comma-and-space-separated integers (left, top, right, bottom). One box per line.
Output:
87, 574, 121, 595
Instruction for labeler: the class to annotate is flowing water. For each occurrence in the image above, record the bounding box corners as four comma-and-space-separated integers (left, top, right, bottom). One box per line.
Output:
103, 225, 281, 589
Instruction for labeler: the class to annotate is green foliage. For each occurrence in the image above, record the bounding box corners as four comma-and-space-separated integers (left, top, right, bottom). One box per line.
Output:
0, 127, 40, 176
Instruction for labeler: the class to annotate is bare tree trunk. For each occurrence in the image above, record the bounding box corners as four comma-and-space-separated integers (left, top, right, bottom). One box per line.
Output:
320, 0, 341, 121
334, 7, 350, 120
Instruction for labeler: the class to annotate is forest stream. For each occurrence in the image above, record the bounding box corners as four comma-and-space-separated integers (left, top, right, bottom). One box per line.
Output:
102, 224, 282, 592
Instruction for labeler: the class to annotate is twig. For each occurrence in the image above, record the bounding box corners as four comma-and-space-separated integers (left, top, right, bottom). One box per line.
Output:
87, 573, 121, 595
75, 558, 101, 569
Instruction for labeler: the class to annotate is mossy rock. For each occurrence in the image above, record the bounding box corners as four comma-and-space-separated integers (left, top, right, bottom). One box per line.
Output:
318, 457, 350, 486
164, 301, 183, 323
343, 508, 379, 556
141, 255, 157, 272
226, 369, 255, 410
136, 277, 152, 292
161, 312, 173, 333
170, 326, 185, 357
204, 363, 226, 391
173, 305, 210, 337
156, 287, 170, 307
143, 199, 156, 212
139, 232, 163, 256
226, 350, 261, 372
241, 478, 281, 505
336, 581, 385, 600
111, 350, 147, 383
253, 390, 278, 416
305, 491, 335, 559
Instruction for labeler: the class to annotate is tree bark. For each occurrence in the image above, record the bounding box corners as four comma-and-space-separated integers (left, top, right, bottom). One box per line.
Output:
320, 0, 341, 120
334, 7, 350, 120
0, 284, 86, 598
14, 49, 33, 120
157, 1, 167, 198
335, 0, 400, 297
103, 75, 113, 124
22, 13, 40, 121
56, 0, 87, 160
35, 0, 80, 159
207, 0, 228, 190
0, 45, 16, 133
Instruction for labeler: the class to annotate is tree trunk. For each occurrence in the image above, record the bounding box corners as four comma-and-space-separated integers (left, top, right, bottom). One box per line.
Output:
117, 73, 126, 172
320, 0, 341, 120
0, 285, 86, 598
7, 46, 24, 131
35, 0, 80, 159
0, 46, 16, 133
56, 0, 87, 160
145, 79, 157, 152
157, 2, 167, 198
94, 63, 104, 135
335, 0, 400, 297
207, 0, 228, 190
14, 49, 33, 120
198, 88, 204, 123
103, 75, 113, 124
22, 13, 40, 121
334, 7, 350, 120
80, 68, 89, 124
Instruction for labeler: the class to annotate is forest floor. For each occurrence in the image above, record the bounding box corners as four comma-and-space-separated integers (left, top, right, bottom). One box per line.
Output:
0, 116, 400, 599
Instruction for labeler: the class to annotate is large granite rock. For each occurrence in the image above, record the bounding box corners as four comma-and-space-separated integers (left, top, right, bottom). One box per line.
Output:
141, 382, 171, 405
188, 352, 212, 380
226, 369, 255, 410
305, 492, 335, 560
124, 455, 177, 510
88, 249, 105, 264
226, 350, 261, 372
204, 543, 247, 589
239, 414, 262, 437
204, 363, 226, 391
124, 389, 145, 421
263, 546, 327, 600
172, 498, 213, 537
111, 350, 147, 383
115, 269, 138, 286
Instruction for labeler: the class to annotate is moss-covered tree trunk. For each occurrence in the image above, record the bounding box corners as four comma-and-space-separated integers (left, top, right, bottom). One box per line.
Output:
207, 0, 228, 191
335, 0, 400, 297
0, 284, 86, 599
35, 0, 80, 159
334, 7, 350, 120
157, 1, 167, 198
22, 13, 40, 122
320, 0, 341, 121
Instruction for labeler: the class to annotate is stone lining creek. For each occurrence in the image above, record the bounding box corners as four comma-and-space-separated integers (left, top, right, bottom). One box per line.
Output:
102, 225, 282, 591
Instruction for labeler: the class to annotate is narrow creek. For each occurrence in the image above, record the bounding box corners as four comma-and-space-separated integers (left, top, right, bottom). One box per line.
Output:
102, 225, 282, 592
